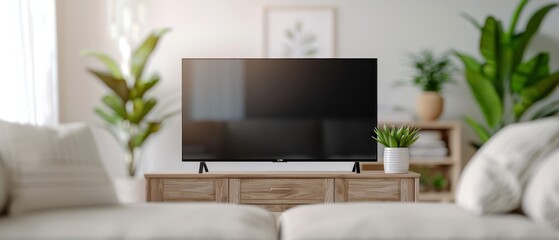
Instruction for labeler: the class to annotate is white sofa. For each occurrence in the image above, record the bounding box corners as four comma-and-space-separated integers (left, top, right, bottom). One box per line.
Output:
0, 202, 558, 240
280, 203, 559, 240
0, 119, 558, 239
0, 203, 277, 240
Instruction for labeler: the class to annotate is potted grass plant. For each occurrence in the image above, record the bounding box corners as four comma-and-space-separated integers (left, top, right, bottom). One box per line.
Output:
403, 50, 455, 121
372, 125, 421, 173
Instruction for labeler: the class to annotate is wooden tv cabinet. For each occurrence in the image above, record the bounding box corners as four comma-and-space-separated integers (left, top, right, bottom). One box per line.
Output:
145, 171, 420, 212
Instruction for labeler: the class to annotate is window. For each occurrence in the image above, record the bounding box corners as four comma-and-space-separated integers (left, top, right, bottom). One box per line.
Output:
0, 0, 58, 126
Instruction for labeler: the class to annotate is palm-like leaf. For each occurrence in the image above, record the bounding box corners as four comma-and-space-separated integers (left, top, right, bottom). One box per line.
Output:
102, 94, 127, 119
88, 70, 129, 102
81, 51, 123, 79
84, 28, 175, 177
455, 0, 558, 146
130, 73, 160, 99
455, 52, 503, 128
131, 28, 171, 80
511, 53, 549, 93
515, 71, 559, 119
511, 3, 557, 69
372, 125, 421, 148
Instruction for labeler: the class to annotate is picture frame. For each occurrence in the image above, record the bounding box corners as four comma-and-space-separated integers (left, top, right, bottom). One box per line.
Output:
264, 6, 336, 58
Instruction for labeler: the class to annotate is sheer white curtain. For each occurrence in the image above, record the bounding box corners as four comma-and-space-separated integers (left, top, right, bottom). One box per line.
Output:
0, 0, 58, 126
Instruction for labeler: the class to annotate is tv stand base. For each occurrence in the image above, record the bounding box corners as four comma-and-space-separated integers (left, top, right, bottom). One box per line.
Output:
351, 162, 361, 173
146, 171, 420, 211
198, 162, 209, 173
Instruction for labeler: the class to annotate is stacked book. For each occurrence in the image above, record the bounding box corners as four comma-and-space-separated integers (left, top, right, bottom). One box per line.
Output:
409, 130, 448, 161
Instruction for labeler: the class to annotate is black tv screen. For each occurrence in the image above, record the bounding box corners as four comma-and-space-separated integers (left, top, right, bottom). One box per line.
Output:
182, 58, 377, 162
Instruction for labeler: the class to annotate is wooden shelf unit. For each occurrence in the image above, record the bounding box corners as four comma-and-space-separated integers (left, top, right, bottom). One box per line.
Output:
362, 121, 462, 202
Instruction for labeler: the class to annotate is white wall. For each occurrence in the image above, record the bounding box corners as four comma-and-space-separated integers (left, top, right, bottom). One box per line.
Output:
56, 0, 559, 175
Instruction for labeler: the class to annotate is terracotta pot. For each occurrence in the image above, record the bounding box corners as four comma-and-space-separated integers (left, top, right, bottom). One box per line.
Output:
417, 92, 444, 121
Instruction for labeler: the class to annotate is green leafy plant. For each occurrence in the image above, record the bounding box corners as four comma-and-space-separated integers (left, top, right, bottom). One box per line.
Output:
404, 50, 455, 92
455, 0, 559, 146
372, 125, 421, 148
82, 28, 176, 177
432, 174, 449, 191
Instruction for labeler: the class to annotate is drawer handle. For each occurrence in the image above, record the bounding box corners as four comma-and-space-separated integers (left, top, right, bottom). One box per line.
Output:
270, 187, 292, 191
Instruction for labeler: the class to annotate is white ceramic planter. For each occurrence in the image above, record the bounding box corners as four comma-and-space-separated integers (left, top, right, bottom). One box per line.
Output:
383, 148, 410, 174
113, 177, 146, 203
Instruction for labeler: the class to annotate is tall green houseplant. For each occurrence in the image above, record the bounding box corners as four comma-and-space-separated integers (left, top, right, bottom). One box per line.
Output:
455, 0, 559, 146
83, 28, 174, 176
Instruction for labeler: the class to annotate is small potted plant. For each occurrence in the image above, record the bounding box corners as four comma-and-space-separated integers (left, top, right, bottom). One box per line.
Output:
404, 50, 455, 121
432, 174, 449, 192
372, 125, 420, 173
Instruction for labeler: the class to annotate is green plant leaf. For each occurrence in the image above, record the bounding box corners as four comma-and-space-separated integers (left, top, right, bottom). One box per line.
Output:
132, 121, 162, 148
511, 53, 549, 93
508, 0, 529, 35
455, 52, 503, 128
372, 125, 420, 148
511, 3, 557, 70
130, 73, 160, 99
407, 135, 420, 147
480, 17, 502, 67
81, 51, 123, 79
131, 28, 171, 81
480, 16, 504, 96
129, 98, 157, 124
464, 116, 492, 143
88, 69, 129, 102
406, 50, 455, 93
94, 107, 121, 125
461, 12, 482, 29
515, 71, 559, 119
388, 135, 398, 148
101, 95, 127, 119
374, 128, 388, 147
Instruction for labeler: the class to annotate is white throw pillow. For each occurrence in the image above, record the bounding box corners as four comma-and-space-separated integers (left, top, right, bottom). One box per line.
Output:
523, 149, 559, 228
456, 117, 559, 214
0, 121, 118, 215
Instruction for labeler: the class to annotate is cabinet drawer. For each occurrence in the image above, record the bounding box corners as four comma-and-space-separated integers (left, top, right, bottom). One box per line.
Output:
240, 179, 332, 204
347, 179, 400, 201
161, 179, 227, 202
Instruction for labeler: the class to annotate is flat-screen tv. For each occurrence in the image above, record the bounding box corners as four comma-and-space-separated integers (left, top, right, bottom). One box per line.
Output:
182, 58, 377, 162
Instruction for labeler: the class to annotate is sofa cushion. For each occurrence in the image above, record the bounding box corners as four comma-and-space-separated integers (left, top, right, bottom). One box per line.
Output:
523, 149, 559, 228
0, 161, 7, 214
279, 203, 559, 240
0, 203, 277, 240
456, 117, 559, 214
0, 121, 118, 214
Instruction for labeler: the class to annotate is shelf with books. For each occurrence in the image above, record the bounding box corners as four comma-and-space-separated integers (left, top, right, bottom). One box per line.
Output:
362, 121, 462, 202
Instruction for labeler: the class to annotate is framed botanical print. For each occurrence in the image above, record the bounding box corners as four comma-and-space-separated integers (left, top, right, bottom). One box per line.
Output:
264, 6, 336, 58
